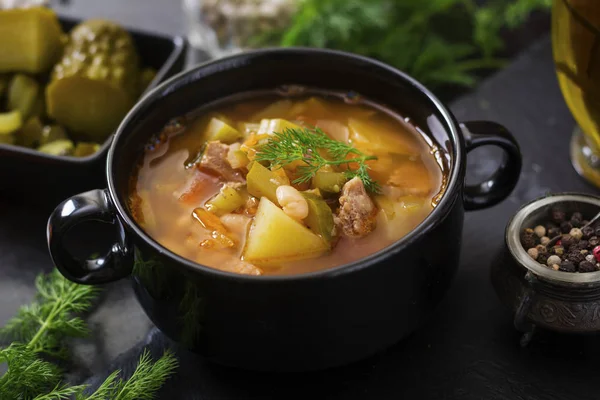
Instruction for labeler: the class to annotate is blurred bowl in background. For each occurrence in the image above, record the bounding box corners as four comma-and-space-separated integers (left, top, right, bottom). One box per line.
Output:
0, 16, 186, 209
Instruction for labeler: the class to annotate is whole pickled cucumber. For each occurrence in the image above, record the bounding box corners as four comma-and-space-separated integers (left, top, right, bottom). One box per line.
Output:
0, 8, 64, 73
46, 19, 141, 142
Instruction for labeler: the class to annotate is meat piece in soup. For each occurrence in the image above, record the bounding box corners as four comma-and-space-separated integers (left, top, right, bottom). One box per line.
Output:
335, 177, 377, 238
129, 93, 446, 276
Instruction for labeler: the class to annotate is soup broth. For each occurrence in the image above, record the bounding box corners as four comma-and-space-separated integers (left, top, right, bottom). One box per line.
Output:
130, 91, 447, 276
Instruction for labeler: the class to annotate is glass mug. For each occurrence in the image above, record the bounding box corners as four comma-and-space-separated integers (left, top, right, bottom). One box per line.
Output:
553, 0, 600, 186
181, 0, 298, 58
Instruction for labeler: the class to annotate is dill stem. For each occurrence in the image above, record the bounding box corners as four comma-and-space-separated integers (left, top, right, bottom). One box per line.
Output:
28, 298, 64, 351
320, 155, 377, 168
326, 155, 377, 165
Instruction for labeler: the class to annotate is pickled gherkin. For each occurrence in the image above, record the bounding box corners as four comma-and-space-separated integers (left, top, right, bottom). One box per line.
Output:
0, 75, 8, 98
301, 192, 335, 243
41, 124, 68, 146
38, 139, 74, 156
7, 74, 40, 120
73, 142, 100, 157
0, 134, 15, 145
0, 8, 64, 73
46, 19, 141, 142
0, 110, 22, 135
17, 117, 43, 147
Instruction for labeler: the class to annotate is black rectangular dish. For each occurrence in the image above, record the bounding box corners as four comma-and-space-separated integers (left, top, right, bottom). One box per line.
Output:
0, 16, 186, 209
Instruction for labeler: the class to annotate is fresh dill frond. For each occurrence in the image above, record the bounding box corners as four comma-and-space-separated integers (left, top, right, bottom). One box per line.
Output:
77, 349, 179, 400
0, 269, 98, 357
251, 0, 551, 91
77, 370, 121, 400
0, 344, 63, 399
33, 384, 87, 400
0, 269, 178, 400
111, 349, 178, 400
0, 348, 178, 400
474, 0, 552, 57
254, 127, 381, 193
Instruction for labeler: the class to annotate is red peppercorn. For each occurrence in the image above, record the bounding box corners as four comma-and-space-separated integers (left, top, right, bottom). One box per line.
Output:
593, 246, 600, 262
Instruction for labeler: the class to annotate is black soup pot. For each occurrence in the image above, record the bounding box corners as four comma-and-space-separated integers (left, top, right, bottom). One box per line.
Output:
47, 48, 521, 371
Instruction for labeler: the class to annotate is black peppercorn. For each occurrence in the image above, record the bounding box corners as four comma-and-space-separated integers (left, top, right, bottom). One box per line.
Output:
589, 236, 600, 247
582, 225, 595, 240
595, 226, 600, 237
566, 250, 586, 265
551, 207, 566, 223
521, 236, 536, 249
537, 252, 550, 265
570, 212, 583, 227
521, 228, 537, 249
559, 260, 576, 272
579, 260, 597, 273
561, 234, 574, 250
561, 221, 573, 233
577, 240, 589, 250
548, 226, 562, 238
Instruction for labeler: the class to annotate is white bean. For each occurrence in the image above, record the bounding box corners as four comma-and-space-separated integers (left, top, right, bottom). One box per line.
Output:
276, 185, 308, 221
220, 213, 250, 237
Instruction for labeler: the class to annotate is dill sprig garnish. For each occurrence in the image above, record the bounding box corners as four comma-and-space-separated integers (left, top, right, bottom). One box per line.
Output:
0, 269, 178, 399
254, 127, 381, 193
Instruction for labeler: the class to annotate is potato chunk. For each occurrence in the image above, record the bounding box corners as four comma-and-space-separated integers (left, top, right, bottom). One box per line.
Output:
257, 118, 303, 135
243, 197, 328, 265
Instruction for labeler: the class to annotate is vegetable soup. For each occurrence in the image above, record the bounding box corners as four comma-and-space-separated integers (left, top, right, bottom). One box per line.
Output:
129, 91, 447, 276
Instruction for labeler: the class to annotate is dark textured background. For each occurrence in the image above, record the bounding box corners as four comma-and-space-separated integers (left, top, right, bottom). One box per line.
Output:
2, 2, 600, 399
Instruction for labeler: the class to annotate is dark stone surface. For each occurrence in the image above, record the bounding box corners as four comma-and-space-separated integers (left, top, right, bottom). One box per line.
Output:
2, 5, 600, 398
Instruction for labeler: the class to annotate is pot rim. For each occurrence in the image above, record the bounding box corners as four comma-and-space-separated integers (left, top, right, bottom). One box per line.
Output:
506, 192, 600, 284
106, 47, 465, 282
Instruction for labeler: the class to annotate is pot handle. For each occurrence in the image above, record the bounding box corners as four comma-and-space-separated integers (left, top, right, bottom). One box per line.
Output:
47, 189, 133, 285
461, 121, 522, 211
